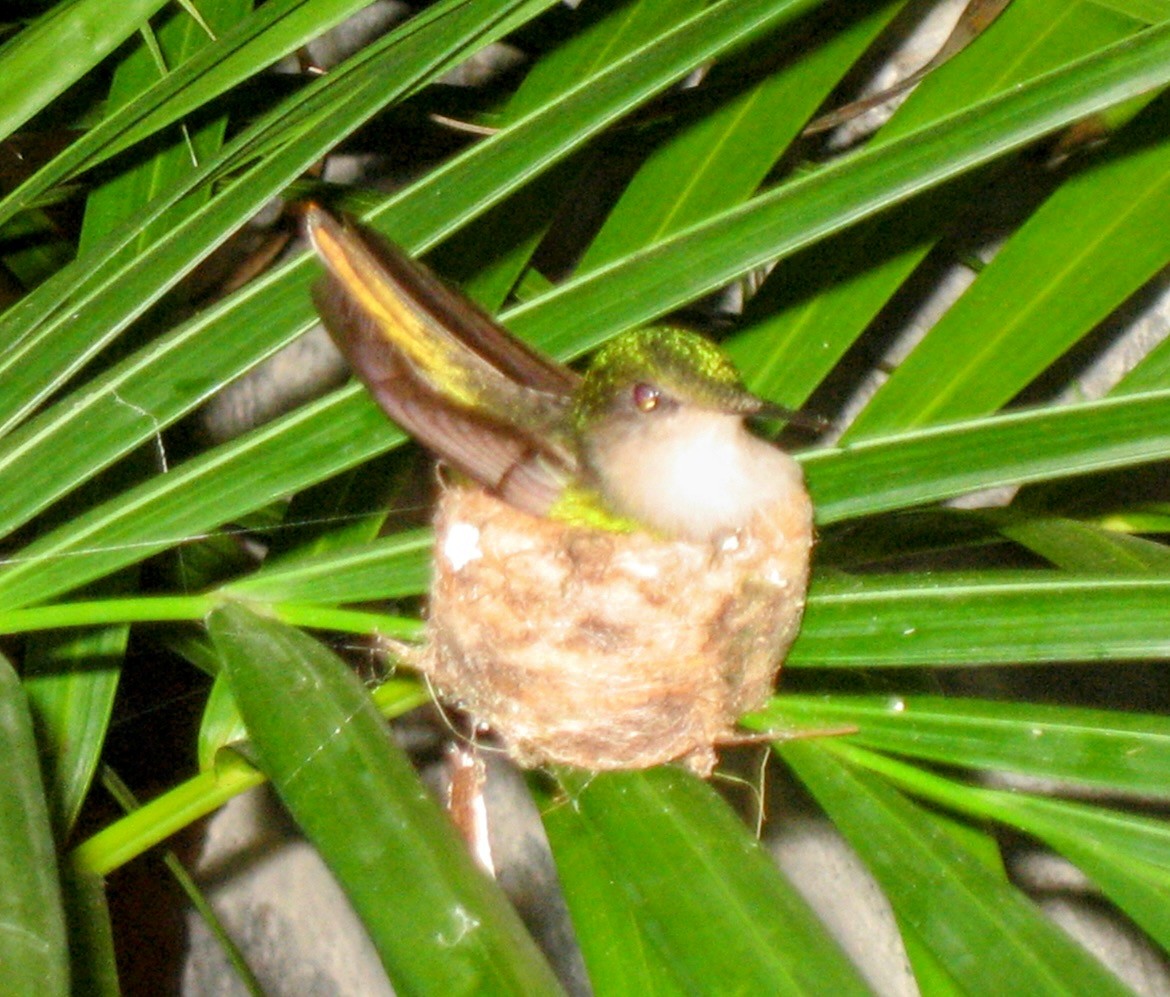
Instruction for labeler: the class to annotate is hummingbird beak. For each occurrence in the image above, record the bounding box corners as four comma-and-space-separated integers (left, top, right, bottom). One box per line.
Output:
732, 392, 830, 433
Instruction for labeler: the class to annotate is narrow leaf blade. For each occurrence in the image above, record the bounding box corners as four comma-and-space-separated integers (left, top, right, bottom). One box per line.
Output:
208, 601, 562, 995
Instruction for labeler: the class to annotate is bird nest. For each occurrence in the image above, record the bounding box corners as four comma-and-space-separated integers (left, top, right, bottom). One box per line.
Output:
418, 481, 814, 775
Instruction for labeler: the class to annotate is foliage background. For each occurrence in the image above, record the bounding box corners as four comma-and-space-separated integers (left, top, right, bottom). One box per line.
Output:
2, 0, 1170, 992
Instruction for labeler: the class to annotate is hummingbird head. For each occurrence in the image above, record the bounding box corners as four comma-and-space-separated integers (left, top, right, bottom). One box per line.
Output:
571, 327, 808, 542
572, 326, 768, 430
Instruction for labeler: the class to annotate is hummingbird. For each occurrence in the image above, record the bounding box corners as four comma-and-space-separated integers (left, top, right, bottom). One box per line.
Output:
303, 203, 819, 773
303, 204, 816, 544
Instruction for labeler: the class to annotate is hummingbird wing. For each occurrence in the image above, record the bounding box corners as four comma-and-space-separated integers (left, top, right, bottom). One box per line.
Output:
305, 204, 579, 515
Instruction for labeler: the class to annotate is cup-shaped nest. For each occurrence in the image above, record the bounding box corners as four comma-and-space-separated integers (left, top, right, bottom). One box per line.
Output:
421, 482, 814, 775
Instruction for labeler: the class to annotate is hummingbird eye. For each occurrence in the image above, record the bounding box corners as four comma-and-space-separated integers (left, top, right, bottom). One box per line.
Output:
632, 382, 661, 412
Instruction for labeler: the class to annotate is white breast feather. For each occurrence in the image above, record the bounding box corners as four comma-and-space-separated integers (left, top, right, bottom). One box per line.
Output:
601, 411, 803, 541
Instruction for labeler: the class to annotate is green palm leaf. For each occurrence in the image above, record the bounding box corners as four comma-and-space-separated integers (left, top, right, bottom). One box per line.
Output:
4, 0, 1170, 990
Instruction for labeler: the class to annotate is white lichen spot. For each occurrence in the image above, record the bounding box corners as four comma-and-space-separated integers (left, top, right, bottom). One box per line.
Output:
619, 555, 661, 580
764, 569, 788, 587
443, 522, 482, 571
436, 905, 480, 946
720, 532, 742, 553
